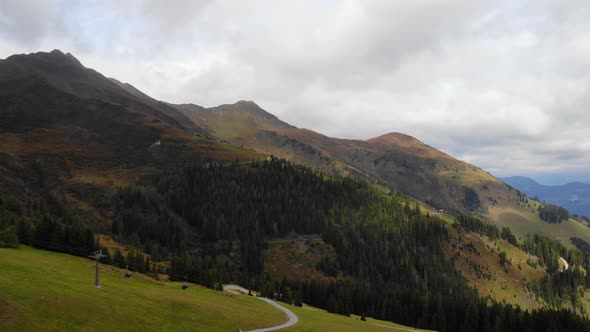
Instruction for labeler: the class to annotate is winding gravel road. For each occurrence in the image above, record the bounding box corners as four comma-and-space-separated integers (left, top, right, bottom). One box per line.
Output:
223, 285, 299, 332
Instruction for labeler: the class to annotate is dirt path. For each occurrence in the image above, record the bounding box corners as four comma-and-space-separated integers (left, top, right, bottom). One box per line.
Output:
223, 285, 299, 331
559, 256, 569, 271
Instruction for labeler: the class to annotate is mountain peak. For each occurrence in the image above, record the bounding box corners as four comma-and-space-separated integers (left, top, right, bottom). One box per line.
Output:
366, 131, 457, 161
7, 49, 83, 68
235, 100, 259, 107
367, 132, 422, 144
226, 100, 281, 122
49, 49, 83, 67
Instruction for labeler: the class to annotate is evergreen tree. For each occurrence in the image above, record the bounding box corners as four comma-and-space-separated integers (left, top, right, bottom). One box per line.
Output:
499, 251, 507, 267
17, 220, 34, 245
327, 294, 338, 314
0, 225, 19, 248
113, 249, 126, 268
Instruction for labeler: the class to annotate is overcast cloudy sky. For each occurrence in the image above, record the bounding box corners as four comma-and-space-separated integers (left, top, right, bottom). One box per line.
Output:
1, 0, 589, 184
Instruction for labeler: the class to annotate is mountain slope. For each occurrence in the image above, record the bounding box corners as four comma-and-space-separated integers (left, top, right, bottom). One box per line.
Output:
502, 176, 590, 217
175, 101, 590, 245
0, 246, 286, 332
0, 53, 260, 230
175, 107, 507, 204
0, 50, 207, 135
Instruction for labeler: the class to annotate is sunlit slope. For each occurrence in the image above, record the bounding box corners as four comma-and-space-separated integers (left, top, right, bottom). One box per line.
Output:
178, 101, 335, 170
489, 206, 590, 246
445, 227, 546, 310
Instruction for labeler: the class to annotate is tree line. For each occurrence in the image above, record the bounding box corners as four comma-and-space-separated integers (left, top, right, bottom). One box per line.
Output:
539, 203, 570, 224
0, 193, 163, 277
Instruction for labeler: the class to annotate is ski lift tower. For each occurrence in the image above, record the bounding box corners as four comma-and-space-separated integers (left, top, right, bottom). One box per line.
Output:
89, 250, 106, 288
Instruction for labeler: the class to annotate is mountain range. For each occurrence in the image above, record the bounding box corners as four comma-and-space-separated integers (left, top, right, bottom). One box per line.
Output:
176, 98, 517, 214
167, 93, 590, 243
502, 176, 590, 218
2, 50, 590, 244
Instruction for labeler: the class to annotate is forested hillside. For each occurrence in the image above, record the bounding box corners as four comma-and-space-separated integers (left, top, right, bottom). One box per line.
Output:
3, 152, 590, 331
51, 158, 590, 331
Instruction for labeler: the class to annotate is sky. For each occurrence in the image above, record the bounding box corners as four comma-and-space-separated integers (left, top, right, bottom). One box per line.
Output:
1, 0, 589, 185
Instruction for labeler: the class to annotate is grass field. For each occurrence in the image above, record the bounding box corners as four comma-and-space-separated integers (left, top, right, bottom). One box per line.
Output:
488, 205, 590, 247
285, 305, 434, 332
0, 246, 283, 332
0, 246, 430, 332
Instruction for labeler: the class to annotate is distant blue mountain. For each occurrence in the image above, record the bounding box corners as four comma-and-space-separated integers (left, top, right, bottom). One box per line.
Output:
501, 176, 590, 217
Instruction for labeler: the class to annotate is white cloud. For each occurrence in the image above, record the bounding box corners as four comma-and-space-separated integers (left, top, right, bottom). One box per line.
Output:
1, 0, 589, 183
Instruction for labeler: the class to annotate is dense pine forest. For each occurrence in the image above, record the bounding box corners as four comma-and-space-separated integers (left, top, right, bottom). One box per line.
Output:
2, 158, 590, 331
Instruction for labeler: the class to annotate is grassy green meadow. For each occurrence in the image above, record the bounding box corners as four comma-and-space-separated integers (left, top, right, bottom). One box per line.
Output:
0, 246, 429, 332
488, 205, 590, 247
0, 246, 283, 332
285, 305, 434, 332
